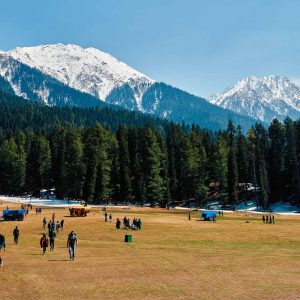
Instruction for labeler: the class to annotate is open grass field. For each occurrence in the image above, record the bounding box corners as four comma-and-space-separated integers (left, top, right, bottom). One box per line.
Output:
0, 202, 300, 300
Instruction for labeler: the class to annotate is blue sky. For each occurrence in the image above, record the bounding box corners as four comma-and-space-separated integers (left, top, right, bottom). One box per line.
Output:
0, 0, 299, 97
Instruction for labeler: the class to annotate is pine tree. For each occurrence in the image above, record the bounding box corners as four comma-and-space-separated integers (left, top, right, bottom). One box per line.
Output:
189, 126, 208, 204
227, 121, 238, 206
268, 119, 285, 200
144, 128, 166, 206
236, 125, 250, 190
26, 135, 51, 192
117, 126, 132, 204
64, 129, 85, 199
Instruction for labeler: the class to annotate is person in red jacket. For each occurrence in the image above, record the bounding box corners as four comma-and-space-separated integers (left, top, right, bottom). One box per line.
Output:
40, 233, 49, 255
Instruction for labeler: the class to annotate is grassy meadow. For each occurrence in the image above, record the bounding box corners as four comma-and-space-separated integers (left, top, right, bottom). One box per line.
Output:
0, 201, 300, 299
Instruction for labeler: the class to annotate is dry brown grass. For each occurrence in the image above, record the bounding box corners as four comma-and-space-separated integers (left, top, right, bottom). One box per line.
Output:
0, 201, 300, 300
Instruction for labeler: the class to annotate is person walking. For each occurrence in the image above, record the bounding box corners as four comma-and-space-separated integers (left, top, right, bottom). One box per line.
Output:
60, 219, 64, 230
104, 212, 108, 222
43, 217, 47, 230
67, 231, 78, 261
40, 233, 49, 255
266, 215, 269, 223
116, 218, 121, 229
13, 226, 20, 245
0, 234, 6, 252
109, 213, 112, 223
49, 229, 56, 251
56, 221, 60, 234
48, 220, 52, 235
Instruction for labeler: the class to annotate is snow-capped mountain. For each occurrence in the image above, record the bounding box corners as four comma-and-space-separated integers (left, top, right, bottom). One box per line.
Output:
4, 44, 153, 109
0, 43, 257, 130
210, 75, 300, 123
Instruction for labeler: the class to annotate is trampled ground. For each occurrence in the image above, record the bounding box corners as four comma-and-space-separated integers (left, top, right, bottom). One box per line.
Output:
0, 202, 300, 300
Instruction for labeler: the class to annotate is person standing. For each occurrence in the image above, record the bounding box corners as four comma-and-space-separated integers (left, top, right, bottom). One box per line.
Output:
0, 234, 6, 251
13, 226, 20, 245
188, 213, 191, 221
56, 221, 60, 234
137, 219, 142, 230
40, 233, 49, 255
43, 217, 47, 230
266, 215, 268, 223
49, 229, 56, 251
60, 219, 64, 230
109, 213, 112, 223
48, 220, 52, 235
262, 215, 265, 224
104, 212, 108, 222
116, 218, 121, 229
67, 231, 78, 261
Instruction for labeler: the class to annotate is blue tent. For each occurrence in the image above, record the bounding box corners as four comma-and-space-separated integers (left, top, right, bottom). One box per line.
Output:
2, 209, 25, 221
201, 211, 217, 221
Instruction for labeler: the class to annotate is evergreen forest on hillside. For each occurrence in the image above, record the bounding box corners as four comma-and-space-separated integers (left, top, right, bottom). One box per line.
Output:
0, 91, 299, 208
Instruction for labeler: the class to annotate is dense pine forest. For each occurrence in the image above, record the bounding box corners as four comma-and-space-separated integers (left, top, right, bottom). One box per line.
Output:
0, 91, 299, 208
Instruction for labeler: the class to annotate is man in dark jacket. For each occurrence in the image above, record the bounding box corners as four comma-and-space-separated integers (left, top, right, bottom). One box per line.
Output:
13, 226, 20, 244
0, 234, 6, 251
67, 231, 78, 261
49, 230, 56, 251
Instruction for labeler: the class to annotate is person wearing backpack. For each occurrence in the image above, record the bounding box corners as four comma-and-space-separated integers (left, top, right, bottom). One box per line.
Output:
67, 231, 78, 261
40, 233, 49, 255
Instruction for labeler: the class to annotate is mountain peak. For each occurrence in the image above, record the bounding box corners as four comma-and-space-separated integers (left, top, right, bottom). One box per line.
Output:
210, 75, 300, 122
5, 43, 154, 101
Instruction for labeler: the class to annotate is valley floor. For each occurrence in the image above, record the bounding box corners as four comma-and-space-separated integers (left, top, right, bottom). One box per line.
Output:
0, 201, 300, 299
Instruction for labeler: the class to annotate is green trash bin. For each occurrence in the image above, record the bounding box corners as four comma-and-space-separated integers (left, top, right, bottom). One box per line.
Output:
125, 234, 132, 243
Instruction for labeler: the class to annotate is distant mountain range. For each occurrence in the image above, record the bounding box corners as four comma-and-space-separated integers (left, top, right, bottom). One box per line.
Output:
210, 75, 300, 123
0, 43, 257, 130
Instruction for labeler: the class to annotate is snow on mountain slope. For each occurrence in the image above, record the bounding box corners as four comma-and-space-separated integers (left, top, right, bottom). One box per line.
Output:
210, 75, 300, 122
6, 43, 154, 105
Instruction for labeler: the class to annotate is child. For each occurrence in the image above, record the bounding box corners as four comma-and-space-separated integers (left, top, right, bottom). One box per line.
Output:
40, 233, 49, 255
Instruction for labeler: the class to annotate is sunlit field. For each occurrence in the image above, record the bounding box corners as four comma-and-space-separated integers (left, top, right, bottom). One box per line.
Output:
0, 201, 300, 300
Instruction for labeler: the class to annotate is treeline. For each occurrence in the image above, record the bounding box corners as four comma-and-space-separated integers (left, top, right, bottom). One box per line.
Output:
0, 116, 299, 208
0, 91, 169, 133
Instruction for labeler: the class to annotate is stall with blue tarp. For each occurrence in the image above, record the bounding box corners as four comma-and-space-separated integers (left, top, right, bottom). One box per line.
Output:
200, 211, 217, 221
2, 209, 25, 221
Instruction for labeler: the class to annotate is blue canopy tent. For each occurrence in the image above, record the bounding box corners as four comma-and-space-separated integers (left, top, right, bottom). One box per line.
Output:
200, 211, 217, 221
2, 209, 25, 221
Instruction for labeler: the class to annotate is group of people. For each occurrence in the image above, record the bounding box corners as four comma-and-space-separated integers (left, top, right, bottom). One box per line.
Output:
104, 212, 113, 222
104, 212, 142, 230
41, 215, 78, 260
40, 230, 78, 260
117, 216, 142, 230
43, 217, 64, 252
262, 215, 275, 224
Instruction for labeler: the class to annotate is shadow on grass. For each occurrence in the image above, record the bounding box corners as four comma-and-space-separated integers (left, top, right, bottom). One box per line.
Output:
48, 259, 69, 262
